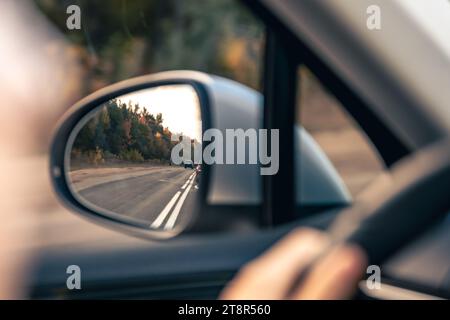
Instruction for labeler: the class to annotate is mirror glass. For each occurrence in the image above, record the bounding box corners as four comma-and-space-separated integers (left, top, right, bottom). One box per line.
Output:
67, 84, 202, 232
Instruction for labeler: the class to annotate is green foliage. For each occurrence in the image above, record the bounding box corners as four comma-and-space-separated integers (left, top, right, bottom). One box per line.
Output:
73, 99, 175, 164
34, 0, 264, 92
119, 149, 144, 162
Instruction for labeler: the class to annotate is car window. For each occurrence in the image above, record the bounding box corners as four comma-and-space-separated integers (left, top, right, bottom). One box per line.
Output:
297, 66, 386, 198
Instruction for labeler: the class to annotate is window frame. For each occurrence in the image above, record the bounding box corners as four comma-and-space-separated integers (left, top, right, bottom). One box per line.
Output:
242, 0, 410, 226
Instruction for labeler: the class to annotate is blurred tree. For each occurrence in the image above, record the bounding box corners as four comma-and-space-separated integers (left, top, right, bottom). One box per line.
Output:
34, 0, 264, 95
72, 98, 181, 164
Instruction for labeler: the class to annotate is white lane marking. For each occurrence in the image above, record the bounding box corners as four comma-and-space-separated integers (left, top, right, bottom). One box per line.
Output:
150, 191, 181, 229
165, 173, 196, 230
181, 178, 191, 189
181, 172, 195, 189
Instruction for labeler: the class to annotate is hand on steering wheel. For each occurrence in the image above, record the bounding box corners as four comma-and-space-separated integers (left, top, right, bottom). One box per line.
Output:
222, 139, 450, 300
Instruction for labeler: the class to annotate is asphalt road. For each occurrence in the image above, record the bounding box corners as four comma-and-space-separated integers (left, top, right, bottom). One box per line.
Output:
70, 166, 198, 230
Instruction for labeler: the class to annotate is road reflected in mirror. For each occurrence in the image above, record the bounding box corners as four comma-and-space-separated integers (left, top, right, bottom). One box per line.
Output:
67, 85, 202, 231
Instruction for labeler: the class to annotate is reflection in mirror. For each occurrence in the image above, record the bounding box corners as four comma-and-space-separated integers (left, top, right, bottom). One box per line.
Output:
67, 85, 202, 232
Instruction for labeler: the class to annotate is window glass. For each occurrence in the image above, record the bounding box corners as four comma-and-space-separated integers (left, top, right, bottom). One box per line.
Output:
297, 66, 385, 198
35, 0, 265, 99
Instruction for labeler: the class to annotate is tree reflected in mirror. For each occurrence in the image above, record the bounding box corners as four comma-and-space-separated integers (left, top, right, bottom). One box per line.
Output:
67, 85, 202, 231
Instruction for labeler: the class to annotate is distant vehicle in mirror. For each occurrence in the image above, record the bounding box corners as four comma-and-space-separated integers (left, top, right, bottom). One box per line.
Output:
184, 160, 194, 169
195, 165, 202, 184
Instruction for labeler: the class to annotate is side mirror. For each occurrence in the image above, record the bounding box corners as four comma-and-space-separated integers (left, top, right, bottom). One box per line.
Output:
50, 71, 263, 239
50, 70, 350, 240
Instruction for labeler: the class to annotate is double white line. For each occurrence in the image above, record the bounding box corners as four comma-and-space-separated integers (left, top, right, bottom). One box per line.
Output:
151, 172, 196, 230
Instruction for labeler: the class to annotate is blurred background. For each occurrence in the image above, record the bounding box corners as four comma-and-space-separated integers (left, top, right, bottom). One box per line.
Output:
0, 0, 383, 249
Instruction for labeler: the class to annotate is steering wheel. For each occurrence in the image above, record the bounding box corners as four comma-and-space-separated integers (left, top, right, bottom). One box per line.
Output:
328, 138, 450, 266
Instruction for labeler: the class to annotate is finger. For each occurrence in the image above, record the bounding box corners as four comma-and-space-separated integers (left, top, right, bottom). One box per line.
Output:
292, 244, 368, 300
220, 228, 329, 300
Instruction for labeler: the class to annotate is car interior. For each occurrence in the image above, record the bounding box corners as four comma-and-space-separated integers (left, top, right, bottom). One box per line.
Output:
28, 0, 450, 300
